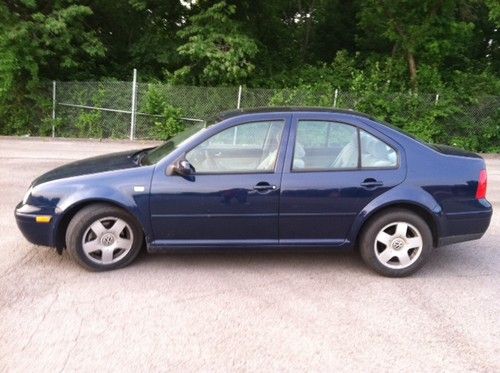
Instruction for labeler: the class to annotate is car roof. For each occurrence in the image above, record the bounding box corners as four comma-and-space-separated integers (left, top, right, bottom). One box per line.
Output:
216, 107, 378, 122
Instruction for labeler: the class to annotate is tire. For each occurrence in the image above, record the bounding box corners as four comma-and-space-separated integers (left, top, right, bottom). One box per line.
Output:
65, 203, 143, 271
359, 209, 433, 277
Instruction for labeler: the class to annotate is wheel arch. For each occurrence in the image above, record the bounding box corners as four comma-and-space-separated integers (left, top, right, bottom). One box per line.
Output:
351, 201, 440, 249
53, 198, 147, 251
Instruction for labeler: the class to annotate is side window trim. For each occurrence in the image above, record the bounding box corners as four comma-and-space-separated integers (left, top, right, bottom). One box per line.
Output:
356, 128, 362, 169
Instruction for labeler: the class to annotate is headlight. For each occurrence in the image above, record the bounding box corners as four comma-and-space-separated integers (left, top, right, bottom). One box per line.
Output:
22, 187, 33, 205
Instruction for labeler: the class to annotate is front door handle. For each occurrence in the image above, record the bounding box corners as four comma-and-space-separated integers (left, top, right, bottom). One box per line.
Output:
360, 178, 384, 188
253, 182, 277, 192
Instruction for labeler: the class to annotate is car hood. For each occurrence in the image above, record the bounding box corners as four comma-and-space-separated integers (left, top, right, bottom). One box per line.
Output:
32, 149, 144, 187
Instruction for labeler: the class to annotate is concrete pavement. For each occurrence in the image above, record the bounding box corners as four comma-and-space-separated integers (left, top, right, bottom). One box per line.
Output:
0, 137, 498, 372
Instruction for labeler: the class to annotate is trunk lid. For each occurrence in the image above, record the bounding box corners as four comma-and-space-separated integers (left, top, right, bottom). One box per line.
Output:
430, 144, 482, 159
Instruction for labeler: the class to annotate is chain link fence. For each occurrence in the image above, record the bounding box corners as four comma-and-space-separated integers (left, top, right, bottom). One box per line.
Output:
48, 75, 500, 149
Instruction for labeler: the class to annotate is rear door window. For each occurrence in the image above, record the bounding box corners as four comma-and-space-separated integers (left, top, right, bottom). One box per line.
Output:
292, 121, 398, 171
293, 120, 358, 170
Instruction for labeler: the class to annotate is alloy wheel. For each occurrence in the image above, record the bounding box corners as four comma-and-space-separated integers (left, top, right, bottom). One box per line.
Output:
81, 216, 134, 265
373, 221, 423, 269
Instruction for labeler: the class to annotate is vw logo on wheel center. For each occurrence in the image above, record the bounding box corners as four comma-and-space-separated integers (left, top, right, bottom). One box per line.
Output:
391, 238, 405, 250
101, 233, 115, 246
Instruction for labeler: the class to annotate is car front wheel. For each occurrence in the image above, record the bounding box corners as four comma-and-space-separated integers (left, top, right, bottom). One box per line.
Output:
65, 204, 143, 271
359, 209, 433, 277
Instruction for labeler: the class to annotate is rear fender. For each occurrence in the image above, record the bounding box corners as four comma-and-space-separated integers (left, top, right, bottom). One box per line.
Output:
347, 185, 442, 245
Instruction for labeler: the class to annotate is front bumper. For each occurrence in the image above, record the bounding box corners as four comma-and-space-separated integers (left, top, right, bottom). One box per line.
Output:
15, 202, 56, 247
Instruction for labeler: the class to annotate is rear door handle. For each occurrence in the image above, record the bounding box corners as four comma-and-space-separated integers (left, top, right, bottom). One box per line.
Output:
253, 182, 277, 192
360, 178, 384, 188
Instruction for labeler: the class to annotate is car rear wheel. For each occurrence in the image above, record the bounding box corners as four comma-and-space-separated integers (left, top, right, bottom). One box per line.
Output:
359, 209, 433, 277
65, 204, 143, 271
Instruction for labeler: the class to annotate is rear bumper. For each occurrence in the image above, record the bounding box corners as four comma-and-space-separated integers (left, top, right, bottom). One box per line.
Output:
438, 232, 484, 246
438, 205, 492, 247
15, 202, 55, 247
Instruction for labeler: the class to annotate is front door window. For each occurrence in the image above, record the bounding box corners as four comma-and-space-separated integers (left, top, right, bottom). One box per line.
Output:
186, 121, 285, 173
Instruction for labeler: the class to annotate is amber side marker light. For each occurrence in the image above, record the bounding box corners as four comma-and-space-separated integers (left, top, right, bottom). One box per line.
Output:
476, 170, 488, 200
35, 216, 52, 223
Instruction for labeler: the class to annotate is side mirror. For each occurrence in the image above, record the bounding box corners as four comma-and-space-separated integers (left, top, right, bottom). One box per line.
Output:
167, 159, 195, 177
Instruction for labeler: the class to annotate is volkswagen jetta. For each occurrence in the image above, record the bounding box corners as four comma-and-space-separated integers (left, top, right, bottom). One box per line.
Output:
15, 108, 492, 276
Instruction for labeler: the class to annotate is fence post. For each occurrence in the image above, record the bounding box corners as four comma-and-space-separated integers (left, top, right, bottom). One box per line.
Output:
52, 80, 56, 138
237, 85, 242, 109
130, 68, 138, 140
435, 93, 439, 105
333, 88, 339, 108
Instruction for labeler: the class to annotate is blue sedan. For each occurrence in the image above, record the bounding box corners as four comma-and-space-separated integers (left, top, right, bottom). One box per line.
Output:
15, 108, 492, 276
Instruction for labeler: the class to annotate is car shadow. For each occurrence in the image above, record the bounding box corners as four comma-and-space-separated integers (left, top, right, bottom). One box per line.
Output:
14, 238, 498, 280
133, 247, 370, 273
130, 239, 498, 279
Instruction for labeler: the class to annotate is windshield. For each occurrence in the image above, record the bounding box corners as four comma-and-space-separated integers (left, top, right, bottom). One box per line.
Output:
142, 122, 206, 165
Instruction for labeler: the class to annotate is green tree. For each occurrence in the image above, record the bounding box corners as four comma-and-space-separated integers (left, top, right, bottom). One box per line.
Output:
0, 0, 105, 134
81, 0, 190, 80
357, 0, 480, 88
0, 0, 498, 151
485, 0, 500, 25
173, 1, 258, 85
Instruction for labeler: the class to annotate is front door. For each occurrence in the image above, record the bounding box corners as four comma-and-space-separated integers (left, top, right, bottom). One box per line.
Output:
149, 116, 290, 247
279, 113, 406, 246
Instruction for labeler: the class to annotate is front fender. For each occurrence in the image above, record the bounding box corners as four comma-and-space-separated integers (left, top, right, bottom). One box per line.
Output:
56, 181, 150, 230
347, 185, 443, 245
45, 168, 152, 247
52, 186, 151, 247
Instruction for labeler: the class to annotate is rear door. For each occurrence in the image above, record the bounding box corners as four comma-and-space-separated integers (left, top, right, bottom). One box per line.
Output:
279, 112, 406, 246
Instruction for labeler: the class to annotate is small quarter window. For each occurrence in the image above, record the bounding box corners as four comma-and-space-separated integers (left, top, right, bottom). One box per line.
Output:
360, 130, 397, 168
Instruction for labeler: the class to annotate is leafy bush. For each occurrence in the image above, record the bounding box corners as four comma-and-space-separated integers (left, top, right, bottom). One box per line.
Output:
152, 105, 185, 140
75, 111, 103, 138
40, 117, 63, 136
142, 83, 185, 139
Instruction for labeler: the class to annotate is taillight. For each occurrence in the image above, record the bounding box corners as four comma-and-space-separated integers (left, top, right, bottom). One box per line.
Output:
476, 170, 487, 199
